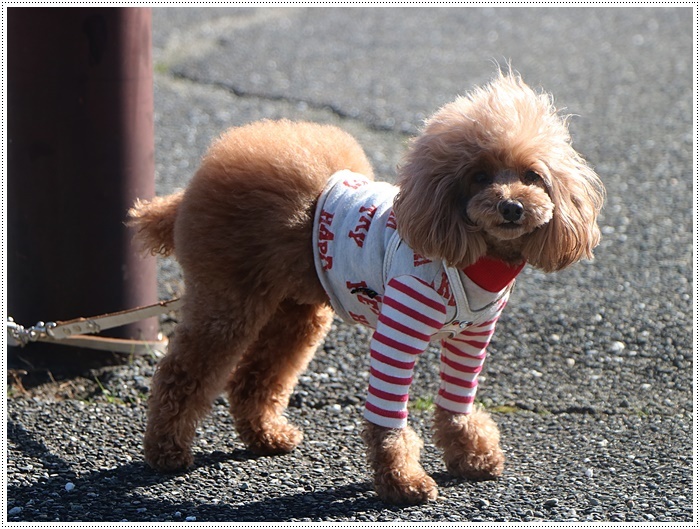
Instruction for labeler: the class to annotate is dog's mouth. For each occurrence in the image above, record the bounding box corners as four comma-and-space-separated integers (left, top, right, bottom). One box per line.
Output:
466, 214, 528, 239
498, 221, 522, 230
486, 221, 530, 240
466, 194, 554, 241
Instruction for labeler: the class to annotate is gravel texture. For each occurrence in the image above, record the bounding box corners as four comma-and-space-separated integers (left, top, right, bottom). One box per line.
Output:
7, 7, 694, 523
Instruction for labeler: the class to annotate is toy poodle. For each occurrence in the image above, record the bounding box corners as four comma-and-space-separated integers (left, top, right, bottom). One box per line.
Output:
128, 71, 604, 505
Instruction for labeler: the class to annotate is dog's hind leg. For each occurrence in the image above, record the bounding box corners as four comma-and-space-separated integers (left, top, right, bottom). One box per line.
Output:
226, 300, 333, 455
143, 289, 280, 472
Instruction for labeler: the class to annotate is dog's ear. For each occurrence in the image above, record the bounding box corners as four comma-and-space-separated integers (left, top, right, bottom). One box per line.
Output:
393, 132, 488, 267
522, 153, 605, 272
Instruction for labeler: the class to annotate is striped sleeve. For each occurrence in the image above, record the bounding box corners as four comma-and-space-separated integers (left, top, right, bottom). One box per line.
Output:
435, 302, 505, 415
364, 275, 447, 429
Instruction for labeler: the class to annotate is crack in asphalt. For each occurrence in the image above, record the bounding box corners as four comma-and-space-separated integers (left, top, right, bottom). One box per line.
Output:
168, 69, 410, 137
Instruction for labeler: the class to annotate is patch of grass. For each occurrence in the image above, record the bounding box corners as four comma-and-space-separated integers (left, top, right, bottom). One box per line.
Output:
410, 396, 435, 412
489, 404, 521, 414
93, 376, 126, 406
7, 369, 28, 397
88, 376, 149, 406
154, 62, 170, 74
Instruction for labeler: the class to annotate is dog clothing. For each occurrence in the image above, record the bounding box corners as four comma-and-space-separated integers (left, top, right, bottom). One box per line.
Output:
313, 170, 524, 429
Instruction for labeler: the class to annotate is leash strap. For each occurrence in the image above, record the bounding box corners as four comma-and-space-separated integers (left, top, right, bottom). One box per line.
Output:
7, 298, 183, 355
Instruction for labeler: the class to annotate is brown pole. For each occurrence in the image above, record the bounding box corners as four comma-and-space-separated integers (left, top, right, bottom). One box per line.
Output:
7, 7, 157, 377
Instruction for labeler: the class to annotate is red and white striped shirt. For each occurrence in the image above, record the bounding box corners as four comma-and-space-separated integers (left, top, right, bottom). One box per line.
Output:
364, 273, 512, 428
313, 171, 524, 429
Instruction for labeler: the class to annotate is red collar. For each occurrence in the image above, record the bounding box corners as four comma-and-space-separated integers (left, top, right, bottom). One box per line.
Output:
463, 257, 525, 293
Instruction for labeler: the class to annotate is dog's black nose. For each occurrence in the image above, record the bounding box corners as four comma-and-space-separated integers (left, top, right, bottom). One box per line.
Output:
498, 200, 524, 222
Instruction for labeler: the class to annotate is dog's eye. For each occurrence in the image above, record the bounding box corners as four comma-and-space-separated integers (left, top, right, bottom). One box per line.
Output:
523, 170, 542, 184
473, 172, 491, 184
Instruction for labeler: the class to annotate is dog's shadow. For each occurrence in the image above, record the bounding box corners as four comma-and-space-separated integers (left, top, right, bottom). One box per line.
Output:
146, 453, 475, 520
7, 420, 388, 521
190, 447, 264, 468
9, 420, 473, 521
137, 451, 393, 521
180, 456, 474, 520
183, 451, 392, 519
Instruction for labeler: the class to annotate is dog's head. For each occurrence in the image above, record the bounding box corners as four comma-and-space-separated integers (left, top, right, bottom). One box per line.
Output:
393, 71, 605, 272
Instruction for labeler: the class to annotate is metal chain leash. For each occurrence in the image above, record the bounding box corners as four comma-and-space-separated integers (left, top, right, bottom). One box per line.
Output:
7, 298, 183, 354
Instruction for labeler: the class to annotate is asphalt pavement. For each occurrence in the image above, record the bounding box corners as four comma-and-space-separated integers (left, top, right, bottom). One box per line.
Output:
7, 6, 694, 522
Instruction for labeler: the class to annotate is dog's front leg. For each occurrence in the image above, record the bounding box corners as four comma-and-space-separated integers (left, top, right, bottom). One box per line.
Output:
431, 326, 505, 480
358, 275, 448, 503
361, 421, 438, 504
433, 406, 504, 480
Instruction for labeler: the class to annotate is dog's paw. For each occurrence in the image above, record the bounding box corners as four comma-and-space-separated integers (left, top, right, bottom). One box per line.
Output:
361, 423, 438, 505
443, 444, 504, 480
434, 406, 504, 480
239, 419, 303, 455
144, 441, 194, 473
374, 468, 439, 505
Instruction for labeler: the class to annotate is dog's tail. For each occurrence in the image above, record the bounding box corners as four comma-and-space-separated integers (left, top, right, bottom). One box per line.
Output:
127, 191, 184, 257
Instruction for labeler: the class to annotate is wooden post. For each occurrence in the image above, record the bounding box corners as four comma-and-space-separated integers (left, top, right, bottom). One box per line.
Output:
7, 7, 157, 378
